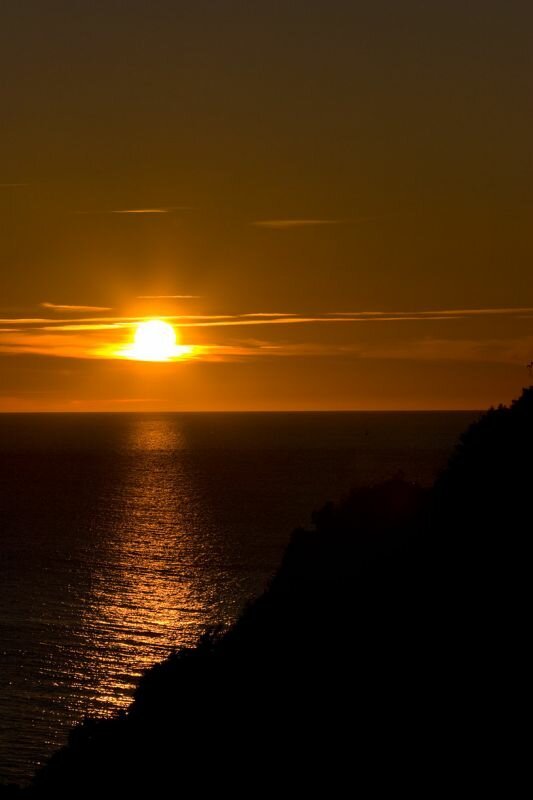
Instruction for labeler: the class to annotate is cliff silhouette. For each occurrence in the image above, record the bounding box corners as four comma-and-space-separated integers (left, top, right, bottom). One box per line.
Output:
3, 388, 531, 796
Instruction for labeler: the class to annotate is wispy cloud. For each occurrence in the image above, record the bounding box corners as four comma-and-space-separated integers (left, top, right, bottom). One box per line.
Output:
110, 208, 171, 214
0, 331, 115, 360
41, 302, 112, 313
239, 312, 299, 317
252, 219, 343, 229
186, 338, 533, 365
167, 307, 533, 328
74, 206, 192, 215
0, 318, 50, 325
252, 212, 416, 230
111, 205, 192, 214
356, 337, 533, 365
0, 306, 531, 362
137, 295, 201, 299
39, 324, 127, 332
2, 306, 533, 333
327, 307, 533, 319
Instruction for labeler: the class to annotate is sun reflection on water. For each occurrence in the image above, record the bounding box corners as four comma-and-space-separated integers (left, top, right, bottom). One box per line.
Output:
76, 417, 222, 715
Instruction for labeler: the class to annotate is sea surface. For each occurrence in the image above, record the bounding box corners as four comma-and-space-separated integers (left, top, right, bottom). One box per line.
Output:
0, 411, 478, 784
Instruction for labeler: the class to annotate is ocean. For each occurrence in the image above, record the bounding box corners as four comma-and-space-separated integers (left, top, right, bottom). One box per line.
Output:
0, 411, 478, 784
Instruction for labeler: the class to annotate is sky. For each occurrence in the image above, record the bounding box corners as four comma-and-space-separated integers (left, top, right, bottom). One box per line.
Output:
1, 0, 532, 410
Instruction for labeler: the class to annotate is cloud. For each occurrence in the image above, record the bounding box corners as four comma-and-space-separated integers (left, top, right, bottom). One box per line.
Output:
0, 331, 114, 360
0, 306, 532, 363
39, 324, 127, 332
356, 337, 533, 365
198, 333, 533, 365
252, 219, 343, 229
0, 319, 50, 325
110, 208, 171, 214
2, 306, 533, 333
167, 307, 533, 328
328, 307, 533, 319
105, 397, 162, 404
239, 312, 299, 317
252, 212, 419, 230
137, 295, 201, 299
41, 302, 112, 312
127, 336, 533, 366
110, 205, 192, 214
74, 206, 192, 215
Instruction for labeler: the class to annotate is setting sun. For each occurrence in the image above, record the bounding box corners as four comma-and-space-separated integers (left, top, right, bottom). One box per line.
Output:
125, 320, 191, 362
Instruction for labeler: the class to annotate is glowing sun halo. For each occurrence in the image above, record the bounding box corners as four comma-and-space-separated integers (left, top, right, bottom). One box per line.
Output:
125, 320, 191, 361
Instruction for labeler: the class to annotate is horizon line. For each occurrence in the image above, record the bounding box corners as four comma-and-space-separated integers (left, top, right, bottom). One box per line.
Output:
0, 407, 484, 414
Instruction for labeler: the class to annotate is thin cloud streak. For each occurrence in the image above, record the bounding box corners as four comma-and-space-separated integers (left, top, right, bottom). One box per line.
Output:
1, 306, 533, 334
74, 206, 192, 216
111, 205, 192, 214
240, 312, 299, 317
174, 315, 461, 329
0, 314, 458, 332
357, 337, 533, 365
0, 318, 51, 325
2, 331, 532, 367
252, 219, 343, 229
110, 208, 171, 214
251, 215, 400, 229
41, 302, 112, 312
40, 324, 127, 332
329, 307, 533, 318
192, 338, 533, 364
137, 295, 202, 299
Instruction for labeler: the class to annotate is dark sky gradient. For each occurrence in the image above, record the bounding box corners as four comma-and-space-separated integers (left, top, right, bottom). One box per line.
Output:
1, 1, 532, 409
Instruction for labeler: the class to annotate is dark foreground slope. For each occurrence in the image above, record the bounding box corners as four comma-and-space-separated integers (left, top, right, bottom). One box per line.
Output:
5, 389, 533, 796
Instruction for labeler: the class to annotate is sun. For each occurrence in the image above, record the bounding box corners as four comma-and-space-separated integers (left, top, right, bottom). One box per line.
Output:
124, 320, 191, 362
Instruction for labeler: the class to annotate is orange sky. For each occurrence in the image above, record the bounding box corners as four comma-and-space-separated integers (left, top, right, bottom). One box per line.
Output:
1, 2, 532, 410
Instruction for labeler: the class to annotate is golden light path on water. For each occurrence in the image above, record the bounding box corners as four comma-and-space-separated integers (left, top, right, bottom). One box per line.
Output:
67, 417, 235, 717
